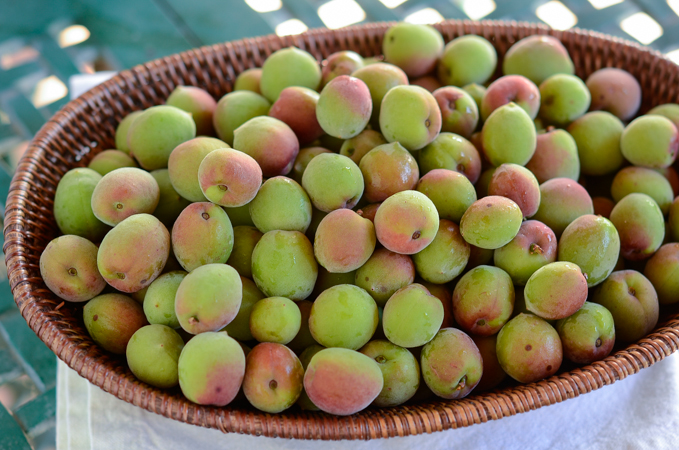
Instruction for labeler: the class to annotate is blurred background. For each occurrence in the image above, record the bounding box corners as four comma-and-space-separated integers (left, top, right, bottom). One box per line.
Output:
1, 0, 679, 448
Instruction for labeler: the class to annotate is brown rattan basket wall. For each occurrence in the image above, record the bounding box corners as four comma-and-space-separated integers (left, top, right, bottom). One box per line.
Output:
5, 19, 679, 440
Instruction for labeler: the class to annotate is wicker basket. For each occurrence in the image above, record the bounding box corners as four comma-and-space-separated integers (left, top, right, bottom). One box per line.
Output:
5, 19, 679, 440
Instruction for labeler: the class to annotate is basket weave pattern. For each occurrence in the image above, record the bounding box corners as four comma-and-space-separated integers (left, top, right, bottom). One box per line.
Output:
5, 20, 679, 440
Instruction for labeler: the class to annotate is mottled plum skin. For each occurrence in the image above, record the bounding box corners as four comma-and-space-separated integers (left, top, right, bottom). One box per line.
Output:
249, 297, 301, 344
88, 149, 137, 176
175, 264, 242, 334
418, 133, 482, 184
524, 262, 588, 320
91, 168, 160, 226
416, 169, 476, 223
526, 129, 580, 183
644, 244, 679, 305
40, 235, 106, 302
502, 35, 574, 85
412, 220, 469, 284
460, 196, 523, 250
115, 111, 142, 154
488, 163, 541, 218
437, 35, 497, 87
260, 47, 321, 103
591, 270, 659, 343
233, 116, 299, 177
494, 220, 557, 285
481, 75, 541, 120
420, 328, 483, 399
97, 214, 170, 293
568, 112, 624, 176
314, 209, 376, 273
168, 137, 229, 202
382, 23, 443, 78
83, 293, 148, 354
172, 203, 234, 272
243, 343, 304, 413
452, 265, 514, 336
379, 85, 442, 151
497, 314, 562, 383
586, 68, 641, 121
316, 76, 372, 139
291, 146, 332, 183
556, 302, 615, 365
269, 87, 323, 145
322, 50, 364, 86
302, 153, 364, 212
360, 142, 419, 202
198, 148, 262, 207
167, 85, 217, 136
355, 248, 415, 306
359, 340, 419, 407
226, 226, 263, 279
234, 68, 262, 94
610, 193, 665, 261
304, 348, 383, 416
374, 190, 439, 255
126, 324, 184, 388
481, 102, 537, 167
611, 167, 673, 214
621, 115, 679, 169
54, 168, 109, 242
433, 86, 479, 138
383, 284, 444, 348
352, 63, 409, 126
339, 130, 388, 164
532, 178, 593, 237
471, 334, 506, 391
178, 332, 245, 406
213, 91, 270, 145
538, 74, 590, 126
249, 177, 312, 233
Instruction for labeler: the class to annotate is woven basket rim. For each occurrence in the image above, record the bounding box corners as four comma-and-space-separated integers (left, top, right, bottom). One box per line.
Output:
5, 18, 679, 440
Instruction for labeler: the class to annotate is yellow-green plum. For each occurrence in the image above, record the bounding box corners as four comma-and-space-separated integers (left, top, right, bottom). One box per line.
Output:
316, 75, 372, 139
496, 313, 562, 383
488, 163, 541, 218
251, 230, 318, 300
171, 202, 234, 272
420, 328, 483, 399
525, 128, 580, 183
482, 102, 537, 167
383, 23, 443, 78
127, 105, 196, 170
339, 130, 387, 164
611, 167, 673, 215
150, 169, 191, 230
355, 248, 415, 307
126, 324, 184, 388
213, 91, 270, 145
558, 214, 620, 287
524, 261, 588, 320
463, 83, 486, 111
555, 302, 615, 365
360, 142, 419, 202
437, 34, 496, 87
287, 300, 317, 353
53, 168, 109, 241
143, 270, 186, 328
539, 74, 591, 126
359, 340, 419, 407
97, 214, 170, 292
309, 284, 378, 350
481, 75, 541, 121
226, 226, 263, 279
383, 284, 443, 348
177, 331, 245, 406
621, 115, 679, 169
302, 153, 364, 212
374, 190, 439, 255
249, 297, 301, 344
222, 276, 265, 341
433, 86, 479, 139
269, 86, 324, 145
234, 68, 262, 94
379, 85, 442, 151
291, 146, 332, 183
249, 176, 311, 233
167, 136, 229, 202
233, 116, 299, 178
40, 235, 106, 302
532, 178, 593, 237
609, 193, 665, 261
452, 265, 514, 336
352, 63, 408, 126
322, 50, 364, 86
416, 169, 476, 223
418, 133, 482, 184
644, 243, 679, 305
91, 167, 159, 226
591, 270, 659, 343
502, 35, 574, 85
88, 149, 137, 175
471, 334, 506, 392
198, 148, 262, 207
412, 220, 469, 284
567, 111, 623, 176
586, 68, 641, 121
83, 293, 148, 354
260, 47, 321, 102
494, 220, 557, 286
243, 343, 304, 413
175, 264, 242, 334
303, 347, 383, 415
649, 103, 679, 129
314, 209, 376, 273
311, 266, 356, 300
166, 85, 217, 136
115, 110, 143, 154
459, 196, 523, 250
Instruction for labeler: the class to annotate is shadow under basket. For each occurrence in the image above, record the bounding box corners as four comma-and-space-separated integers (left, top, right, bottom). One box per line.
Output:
5, 19, 679, 440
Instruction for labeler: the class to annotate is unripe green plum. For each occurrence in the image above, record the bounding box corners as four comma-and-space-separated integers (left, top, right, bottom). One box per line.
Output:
115, 111, 143, 154
532, 178, 593, 237
433, 86, 479, 138
360, 142, 419, 202
611, 167, 673, 215
412, 220, 469, 284
460, 196, 523, 250
316, 75, 372, 139
418, 132, 481, 184
379, 85, 442, 151
374, 190, 439, 255
260, 47, 321, 102
91, 167, 160, 226
53, 168, 109, 241
383, 284, 443, 348
234, 68, 262, 94
126, 324, 184, 388
525, 128, 580, 183
567, 111, 624, 176
302, 153, 364, 212
621, 115, 679, 169
416, 169, 476, 223
84, 293, 148, 354
481, 102, 536, 167
352, 63, 408, 126
524, 261, 588, 320
198, 147, 262, 207
355, 248, 415, 307
609, 193, 665, 261
314, 209, 376, 273
539, 74, 590, 126
226, 226, 263, 279
644, 243, 679, 305
556, 302, 615, 364
502, 35, 574, 85
166, 85, 217, 136
359, 340, 419, 407
383, 23, 443, 78
494, 220, 557, 286
143, 271, 186, 328
249, 176, 311, 233
437, 35, 496, 87
586, 68, 641, 121
221, 276, 265, 341
249, 297, 301, 344
167, 137, 229, 202
88, 149, 137, 176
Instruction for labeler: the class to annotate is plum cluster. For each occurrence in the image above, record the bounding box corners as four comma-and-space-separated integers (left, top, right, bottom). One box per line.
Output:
39, 22, 679, 416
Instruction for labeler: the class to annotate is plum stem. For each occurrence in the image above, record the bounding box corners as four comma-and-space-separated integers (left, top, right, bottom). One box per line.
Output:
269, 380, 278, 390
201, 212, 210, 220
455, 375, 467, 391
529, 243, 543, 255
595, 338, 602, 348
412, 231, 421, 240
375, 355, 387, 364
67, 267, 78, 276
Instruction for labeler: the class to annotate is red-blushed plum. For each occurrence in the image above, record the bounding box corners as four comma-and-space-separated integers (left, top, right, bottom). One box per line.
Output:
269, 86, 324, 145
592, 197, 615, 219
322, 50, 364, 86
290, 146, 332, 183
471, 334, 507, 391
357, 202, 381, 223
609, 193, 665, 261
226, 226, 263, 279
302, 153, 364, 212
382, 23, 443, 78
197, 148, 262, 207
567, 111, 624, 176
352, 63, 409, 126
494, 220, 557, 286
452, 265, 514, 336
175, 264, 242, 335
591, 270, 659, 343
142, 271, 186, 328
360, 142, 419, 202
296, 344, 325, 411
459, 196, 523, 250
355, 248, 415, 307
233, 116, 299, 178
316, 76, 372, 139
249, 297, 301, 344
611, 166, 673, 215
249, 177, 312, 234
532, 178, 593, 237
88, 149, 137, 176
379, 85, 442, 151
555, 302, 615, 364
656, 166, 679, 196
420, 328, 483, 399
303, 348, 383, 415
222, 276, 265, 342
177, 332, 245, 406
234, 68, 262, 94
621, 115, 679, 169
644, 244, 679, 305
91, 167, 159, 226
314, 209, 376, 273
525, 128, 580, 184
213, 91, 270, 145
481, 103, 537, 166
481, 75, 541, 120
488, 163, 541, 218
260, 47, 321, 102
126, 324, 184, 388
670, 198, 679, 242
340, 129, 388, 164
418, 133, 482, 184
374, 190, 439, 255
383, 284, 444, 348
359, 340, 420, 407
167, 85, 217, 136
115, 111, 142, 154
39, 235, 105, 302
586, 68, 641, 121
524, 262, 588, 320
502, 35, 574, 85
437, 35, 496, 87
83, 293, 148, 354
168, 137, 230, 202
433, 86, 479, 138
53, 168, 109, 242
538, 74, 590, 126
412, 220, 469, 284
416, 169, 477, 223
